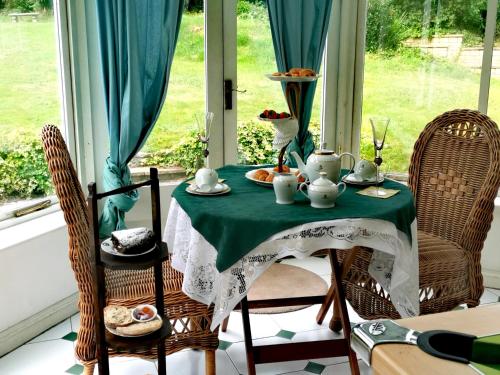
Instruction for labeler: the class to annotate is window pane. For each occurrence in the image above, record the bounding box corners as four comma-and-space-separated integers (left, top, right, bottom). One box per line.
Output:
361, 0, 491, 173
236, 1, 322, 166
134, 4, 205, 177
487, 2, 500, 123
0, 6, 62, 214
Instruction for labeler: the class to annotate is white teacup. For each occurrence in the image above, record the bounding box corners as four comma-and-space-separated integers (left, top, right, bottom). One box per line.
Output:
354, 159, 377, 181
273, 173, 298, 204
195, 168, 218, 192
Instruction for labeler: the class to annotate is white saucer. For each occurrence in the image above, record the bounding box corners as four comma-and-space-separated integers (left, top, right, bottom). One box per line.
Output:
101, 238, 156, 257
342, 173, 384, 186
186, 183, 231, 196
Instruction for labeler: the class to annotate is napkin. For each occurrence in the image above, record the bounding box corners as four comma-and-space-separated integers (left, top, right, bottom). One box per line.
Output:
357, 186, 400, 199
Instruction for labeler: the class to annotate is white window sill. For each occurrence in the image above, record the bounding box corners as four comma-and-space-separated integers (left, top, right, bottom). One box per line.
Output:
0, 207, 66, 252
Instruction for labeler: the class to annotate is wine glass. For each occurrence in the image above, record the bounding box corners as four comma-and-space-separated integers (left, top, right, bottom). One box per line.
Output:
196, 112, 215, 167
370, 116, 390, 196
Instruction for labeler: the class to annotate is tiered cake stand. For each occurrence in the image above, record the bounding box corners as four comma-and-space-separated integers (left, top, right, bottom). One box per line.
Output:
262, 73, 320, 172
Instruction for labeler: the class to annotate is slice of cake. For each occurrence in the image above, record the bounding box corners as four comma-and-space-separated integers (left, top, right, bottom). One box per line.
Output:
111, 227, 156, 255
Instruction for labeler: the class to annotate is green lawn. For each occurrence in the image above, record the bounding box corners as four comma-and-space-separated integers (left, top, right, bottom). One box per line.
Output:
1, 12, 499, 173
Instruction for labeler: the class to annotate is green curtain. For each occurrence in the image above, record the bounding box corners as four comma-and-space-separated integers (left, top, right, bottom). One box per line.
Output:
266, 0, 333, 167
96, 0, 183, 238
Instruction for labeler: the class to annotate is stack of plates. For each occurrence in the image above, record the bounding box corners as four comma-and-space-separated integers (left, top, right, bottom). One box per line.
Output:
186, 183, 231, 196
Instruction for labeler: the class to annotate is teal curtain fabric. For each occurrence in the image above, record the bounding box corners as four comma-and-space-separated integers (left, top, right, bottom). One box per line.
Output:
266, 0, 333, 167
96, 0, 183, 237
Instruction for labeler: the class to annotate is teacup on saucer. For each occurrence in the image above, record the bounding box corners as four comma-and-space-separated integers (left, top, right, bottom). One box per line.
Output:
354, 159, 377, 181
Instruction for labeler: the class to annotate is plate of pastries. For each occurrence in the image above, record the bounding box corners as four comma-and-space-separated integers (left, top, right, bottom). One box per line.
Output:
245, 166, 304, 187
266, 67, 320, 82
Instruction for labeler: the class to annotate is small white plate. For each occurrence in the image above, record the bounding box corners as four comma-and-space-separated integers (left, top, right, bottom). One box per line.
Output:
186, 183, 231, 196
245, 167, 299, 188
265, 73, 321, 82
101, 238, 156, 257
105, 315, 163, 338
342, 173, 384, 186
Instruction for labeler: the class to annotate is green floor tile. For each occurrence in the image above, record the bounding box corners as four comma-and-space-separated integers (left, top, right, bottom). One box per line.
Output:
218, 339, 233, 350
276, 329, 295, 340
62, 332, 78, 342
65, 364, 84, 374
304, 361, 326, 374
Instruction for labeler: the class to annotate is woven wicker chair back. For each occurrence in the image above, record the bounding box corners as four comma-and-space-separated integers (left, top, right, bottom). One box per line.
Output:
41, 124, 97, 361
408, 109, 500, 249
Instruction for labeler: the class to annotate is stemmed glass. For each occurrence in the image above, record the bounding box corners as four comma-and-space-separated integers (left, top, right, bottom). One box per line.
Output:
196, 112, 215, 167
370, 116, 390, 196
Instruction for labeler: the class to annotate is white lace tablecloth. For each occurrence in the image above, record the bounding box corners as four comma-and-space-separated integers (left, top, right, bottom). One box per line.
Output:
164, 198, 419, 331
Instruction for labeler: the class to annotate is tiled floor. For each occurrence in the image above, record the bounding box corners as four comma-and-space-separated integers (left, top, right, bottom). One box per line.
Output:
1, 256, 499, 375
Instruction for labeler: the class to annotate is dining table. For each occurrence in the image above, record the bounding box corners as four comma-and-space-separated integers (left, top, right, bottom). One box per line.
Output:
164, 164, 420, 375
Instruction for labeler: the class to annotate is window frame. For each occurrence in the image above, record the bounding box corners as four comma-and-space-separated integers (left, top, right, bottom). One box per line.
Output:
0, 0, 77, 229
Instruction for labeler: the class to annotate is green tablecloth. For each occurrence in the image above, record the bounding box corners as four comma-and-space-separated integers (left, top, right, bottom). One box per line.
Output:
172, 165, 416, 272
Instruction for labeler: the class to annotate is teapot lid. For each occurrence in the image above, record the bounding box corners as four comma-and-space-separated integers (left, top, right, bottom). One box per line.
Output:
311, 172, 335, 187
314, 142, 334, 155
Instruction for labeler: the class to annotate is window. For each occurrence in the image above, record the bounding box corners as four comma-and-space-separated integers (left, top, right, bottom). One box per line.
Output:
359, 0, 499, 174
0, 1, 73, 224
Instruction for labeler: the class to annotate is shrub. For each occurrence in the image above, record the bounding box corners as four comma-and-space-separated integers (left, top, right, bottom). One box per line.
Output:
237, 120, 276, 165
366, 0, 408, 53
0, 138, 52, 202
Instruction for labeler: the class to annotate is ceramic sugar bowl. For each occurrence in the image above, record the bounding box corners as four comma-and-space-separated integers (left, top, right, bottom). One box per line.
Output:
299, 172, 346, 208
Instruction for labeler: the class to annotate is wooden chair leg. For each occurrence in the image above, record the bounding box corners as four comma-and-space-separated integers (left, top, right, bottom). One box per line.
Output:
83, 363, 95, 375
329, 294, 343, 333
205, 349, 216, 375
317, 247, 360, 328
330, 249, 360, 375
221, 316, 230, 332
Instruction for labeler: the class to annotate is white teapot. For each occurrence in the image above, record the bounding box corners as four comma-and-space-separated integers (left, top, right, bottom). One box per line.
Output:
299, 172, 346, 208
291, 144, 355, 183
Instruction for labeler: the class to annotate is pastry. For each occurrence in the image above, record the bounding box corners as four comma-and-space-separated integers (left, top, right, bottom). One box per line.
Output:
272, 72, 282, 76
273, 165, 290, 173
289, 67, 302, 74
116, 318, 162, 336
295, 170, 306, 183
299, 68, 316, 77
111, 227, 156, 254
104, 305, 133, 329
254, 170, 269, 181
265, 173, 275, 182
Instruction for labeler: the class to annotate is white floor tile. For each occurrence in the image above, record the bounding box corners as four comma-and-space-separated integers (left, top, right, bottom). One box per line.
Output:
71, 312, 81, 332
486, 288, 500, 298
281, 256, 331, 276
218, 311, 281, 343
93, 358, 157, 375
226, 336, 310, 375
0, 339, 75, 375
270, 305, 333, 332
324, 360, 372, 375
28, 318, 72, 343
480, 289, 498, 304
155, 349, 238, 375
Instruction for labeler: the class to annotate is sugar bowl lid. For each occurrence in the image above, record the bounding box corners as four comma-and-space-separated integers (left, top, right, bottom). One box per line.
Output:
309, 172, 335, 192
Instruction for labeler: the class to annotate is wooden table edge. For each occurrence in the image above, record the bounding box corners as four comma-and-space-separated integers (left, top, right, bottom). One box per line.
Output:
371, 303, 500, 375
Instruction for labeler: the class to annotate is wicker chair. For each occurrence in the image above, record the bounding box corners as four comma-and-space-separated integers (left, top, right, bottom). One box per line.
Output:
336, 109, 500, 321
41, 124, 219, 375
